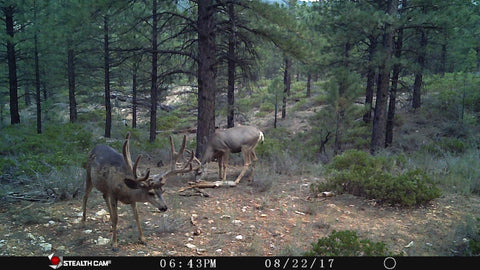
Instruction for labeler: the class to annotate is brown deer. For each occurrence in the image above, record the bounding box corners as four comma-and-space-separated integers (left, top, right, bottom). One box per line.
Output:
82, 133, 196, 250
195, 125, 264, 184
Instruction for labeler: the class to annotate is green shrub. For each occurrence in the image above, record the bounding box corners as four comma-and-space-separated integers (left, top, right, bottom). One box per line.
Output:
0, 123, 93, 178
305, 230, 389, 256
314, 150, 441, 207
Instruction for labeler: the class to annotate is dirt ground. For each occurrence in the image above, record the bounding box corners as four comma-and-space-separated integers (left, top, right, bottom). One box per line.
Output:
1, 161, 480, 256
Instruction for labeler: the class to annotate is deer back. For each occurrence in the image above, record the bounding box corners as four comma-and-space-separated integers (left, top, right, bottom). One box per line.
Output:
87, 145, 135, 195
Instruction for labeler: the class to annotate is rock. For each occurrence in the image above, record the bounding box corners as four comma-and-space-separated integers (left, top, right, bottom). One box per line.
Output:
83, 229, 93, 234
220, 215, 231, 220
405, 241, 414, 248
96, 236, 110, 246
96, 209, 109, 216
185, 243, 197, 249
232, 220, 242, 225
235, 235, 243, 240
27, 233, 35, 241
39, 242, 52, 252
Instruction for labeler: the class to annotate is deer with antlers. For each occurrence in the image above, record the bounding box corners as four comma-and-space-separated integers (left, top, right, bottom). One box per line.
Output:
82, 133, 196, 250
195, 125, 264, 184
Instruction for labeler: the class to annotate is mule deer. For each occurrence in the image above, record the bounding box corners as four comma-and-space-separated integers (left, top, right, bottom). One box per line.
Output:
195, 125, 264, 184
82, 133, 195, 250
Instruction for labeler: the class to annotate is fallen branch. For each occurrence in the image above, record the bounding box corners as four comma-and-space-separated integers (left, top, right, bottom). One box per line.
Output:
178, 180, 238, 193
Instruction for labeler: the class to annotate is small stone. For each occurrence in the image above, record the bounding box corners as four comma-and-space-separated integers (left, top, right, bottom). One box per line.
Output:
232, 220, 242, 225
96, 209, 109, 216
39, 242, 52, 252
96, 236, 110, 246
235, 235, 243, 240
185, 243, 197, 249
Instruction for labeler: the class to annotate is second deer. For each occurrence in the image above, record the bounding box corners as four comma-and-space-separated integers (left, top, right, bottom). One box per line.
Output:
195, 125, 264, 184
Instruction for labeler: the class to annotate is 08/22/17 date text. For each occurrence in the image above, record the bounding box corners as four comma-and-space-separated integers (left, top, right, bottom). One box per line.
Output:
264, 258, 334, 269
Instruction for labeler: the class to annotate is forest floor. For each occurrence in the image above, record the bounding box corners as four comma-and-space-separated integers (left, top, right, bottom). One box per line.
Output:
1, 97, 480, 257
1, 161, 480, 256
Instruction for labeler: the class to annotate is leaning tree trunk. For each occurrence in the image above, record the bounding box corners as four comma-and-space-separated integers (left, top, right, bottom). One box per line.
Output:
196, 0, 217, 158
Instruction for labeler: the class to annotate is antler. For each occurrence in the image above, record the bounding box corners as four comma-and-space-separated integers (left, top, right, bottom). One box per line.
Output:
123, 132, 145, 180
160, 135, 199, 182
123, 132, 133, 172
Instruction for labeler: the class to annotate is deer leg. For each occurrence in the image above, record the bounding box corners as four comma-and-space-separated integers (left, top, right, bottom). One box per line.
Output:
218, 155, 223, 180
110, 199, 119, 251
103, 195, 118, 251
82, 171, 93, 223
235, 147, 251, 184
131, 203, 146, 244
251, 149, 258, 162
222, 151, 230, 181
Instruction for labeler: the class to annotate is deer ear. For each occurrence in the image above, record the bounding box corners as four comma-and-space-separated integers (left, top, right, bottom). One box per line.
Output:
124, 178, 140, 189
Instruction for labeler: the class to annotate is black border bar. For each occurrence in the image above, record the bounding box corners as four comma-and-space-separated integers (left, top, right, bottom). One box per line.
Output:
1, 256, 479, 270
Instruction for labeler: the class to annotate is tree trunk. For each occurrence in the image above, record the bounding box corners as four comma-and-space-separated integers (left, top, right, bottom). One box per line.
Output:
370, 0, 397, 154
306, 73, 311, 98
386, 27, 404, 147
67, 49, 77, 123
226, 1, 235, 128
196, 0, 217, 158
132, 62, 138, 129
150, 0, 158, 143
363, 36, 377, 123
34, 31, 42, 134
412, 28, 426, 110
282, 57, 291, 119
104, 15, 111, 138
4, 5, 20, 124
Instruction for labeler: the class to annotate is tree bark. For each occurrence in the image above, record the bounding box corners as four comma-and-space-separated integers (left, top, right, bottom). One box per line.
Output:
386, 27, 404, 147
370, 0, 397, 154
34, 29, 42, 134
196, 0, 217, 158
104, 15, 111, 138
306, 73, 311, 98
67, 49, 77, 123
282, 57, 291, 119
150, 0, 158, 143
363, 36, 377, 124
226, 1, 235, 128
412, 28, 426, 110
132, 62, 138, 129
4, 5, 20, 124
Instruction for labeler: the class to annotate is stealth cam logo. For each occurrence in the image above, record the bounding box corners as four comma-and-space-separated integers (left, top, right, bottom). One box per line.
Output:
48, 253, 63, 269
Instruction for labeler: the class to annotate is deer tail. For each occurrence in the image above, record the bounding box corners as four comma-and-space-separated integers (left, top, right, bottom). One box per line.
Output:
258, 131, 264, 144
